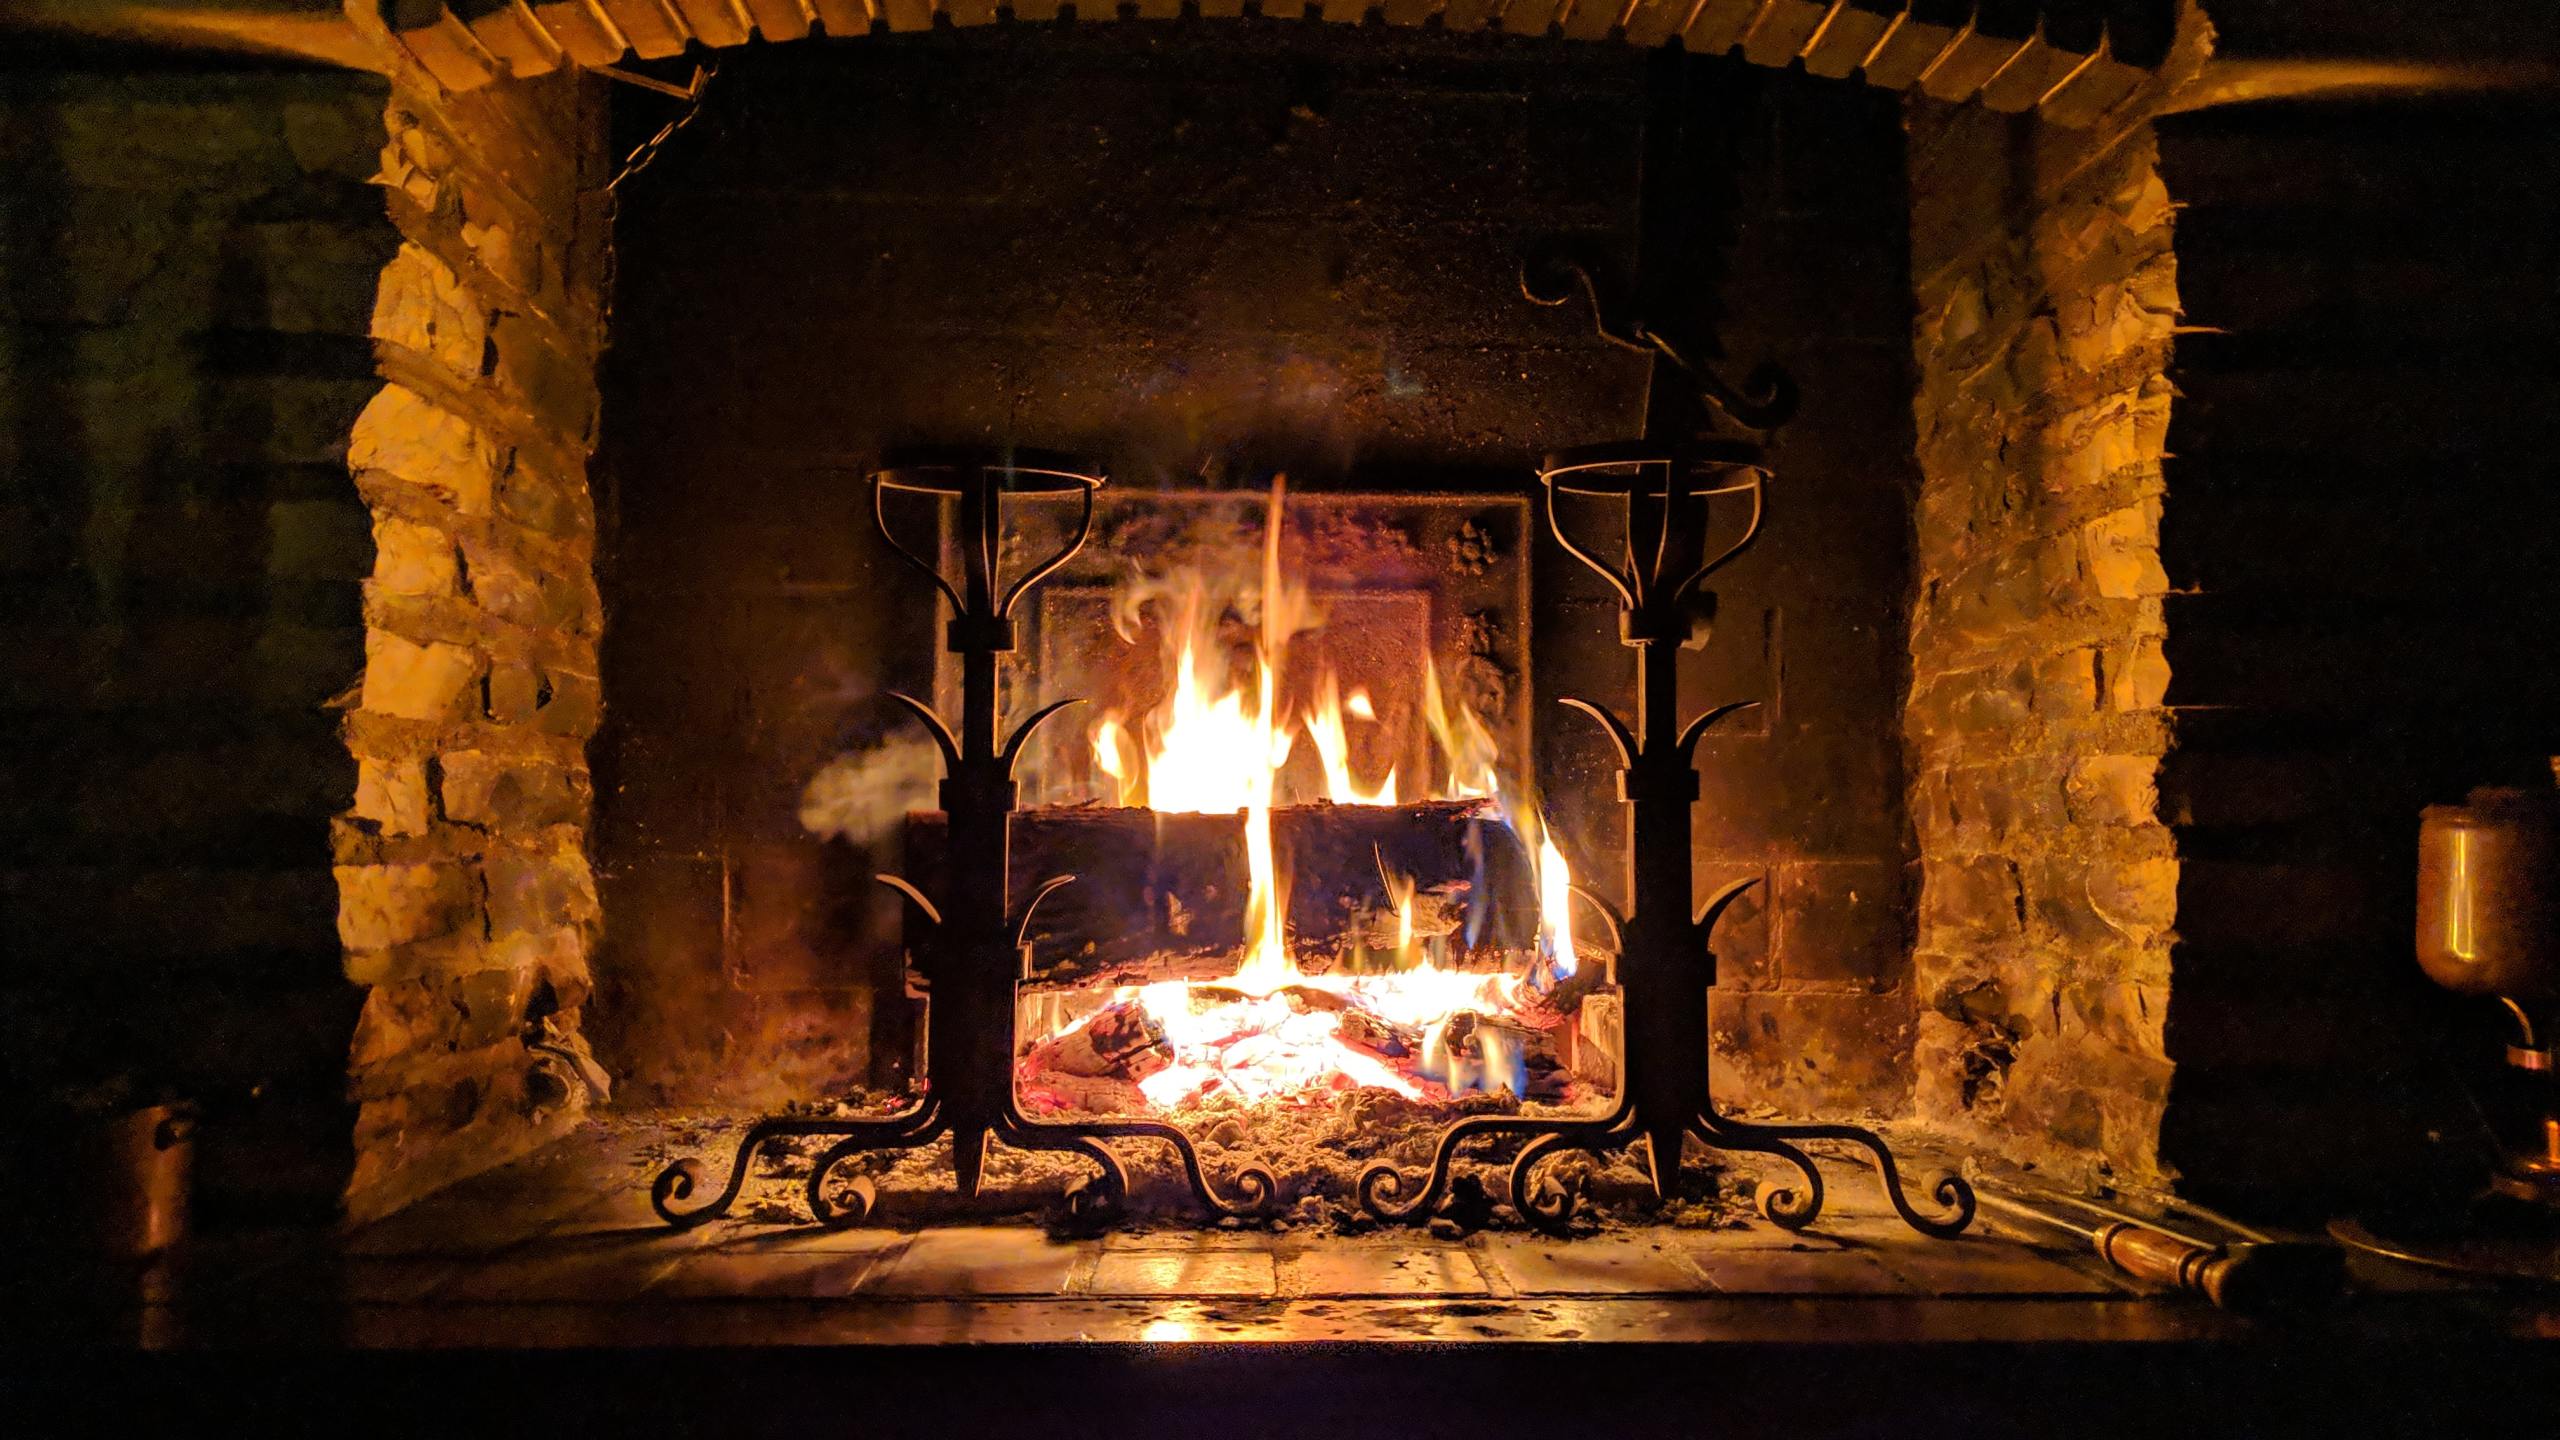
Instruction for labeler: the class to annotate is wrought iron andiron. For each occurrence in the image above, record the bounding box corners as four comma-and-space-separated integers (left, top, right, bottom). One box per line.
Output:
1359, 440, 1976, 1239
651, 449, 1274, 1228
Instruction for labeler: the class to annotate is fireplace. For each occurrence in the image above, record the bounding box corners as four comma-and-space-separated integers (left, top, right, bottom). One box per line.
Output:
20, 2, 2560, 1378
564, 21, 2026, 1235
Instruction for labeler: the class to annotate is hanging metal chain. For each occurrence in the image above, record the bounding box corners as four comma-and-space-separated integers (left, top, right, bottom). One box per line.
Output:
595, 58, 717, 328
603, 59, 718, 197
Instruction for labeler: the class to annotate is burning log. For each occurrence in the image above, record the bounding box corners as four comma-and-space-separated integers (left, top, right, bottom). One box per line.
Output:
1562, 987, 1622, 1091
1337, 1007, 1420, 1061
903, 798, 1538, 981
1023, 999, 1171, 1081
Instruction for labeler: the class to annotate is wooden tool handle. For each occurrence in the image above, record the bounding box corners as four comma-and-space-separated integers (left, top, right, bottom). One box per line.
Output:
2095, 1221, 2239, 1306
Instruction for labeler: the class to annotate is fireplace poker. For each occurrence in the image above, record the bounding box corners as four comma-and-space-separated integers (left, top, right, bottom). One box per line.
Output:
1974, 1188, 2343, 1310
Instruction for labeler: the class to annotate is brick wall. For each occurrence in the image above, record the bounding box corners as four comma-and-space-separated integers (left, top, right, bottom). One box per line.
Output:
329, 27, 611, 1221
1899, 6, 2560, 1213
1900, 96, 2189, 1186
0, 54, 394, 1220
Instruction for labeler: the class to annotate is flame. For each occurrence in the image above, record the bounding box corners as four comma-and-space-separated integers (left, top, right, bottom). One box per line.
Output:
1382, 859, 1418, 957
1054, 476, 1588, 1110
1091, 717, 1138, 806
1306, 674, 1397, 806
1118, 963, 1533, 1109
1234, 476, 1298, 991
1538, 829, 1578, 978
1420, 661, 1499, 800
1418, 659, 1577, 979
1503, 804, 1580, 984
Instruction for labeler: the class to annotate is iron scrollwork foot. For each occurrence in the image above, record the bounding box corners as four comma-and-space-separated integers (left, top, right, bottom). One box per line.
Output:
1003, 1107, 1281, 1220
1508, 1116, 1639, 1237
651, 1100, 942, 1230
1360, 1107, 1633, 1229
1693, 1111, 1826, 1232
805, 1111, 952, 1228
1355, 1157, 1439, 1226
995, 1126, 1130, 1223
1092, 1121, 1279, 1220
1356, 1113, 1517, 1225
1698, 1111, 1975, 1238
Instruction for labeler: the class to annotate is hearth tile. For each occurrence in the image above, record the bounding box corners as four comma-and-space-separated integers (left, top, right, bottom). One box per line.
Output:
1686, 1220, 1858, 1252
248, 1257, 463, 1305
345, 1186, 599, 1258
1101, 1227, 1282, 1251
704, 1221, 912, 1253
1793, 1205, 2070, 1260
1856, 1237, 2128, 1296
651, 1242, 905, 1300
320, 1291, 2245, 1348
1689, 1240, 1914, 1296
1473, 1234, 1715, 1296
535, 1178, 902, 1251
862, 1227, 1093, 1297
1690, 1245, 1911, 1295
1284, 1244, 1489, 1298
1090, 1249, 1279, 1298
438, 1236, 704, 1303
537, 1185, 704, 1242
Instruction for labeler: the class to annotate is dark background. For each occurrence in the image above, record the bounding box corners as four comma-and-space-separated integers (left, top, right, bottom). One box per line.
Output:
0, 47, 391, 1219
2154, 91, 2560, 1206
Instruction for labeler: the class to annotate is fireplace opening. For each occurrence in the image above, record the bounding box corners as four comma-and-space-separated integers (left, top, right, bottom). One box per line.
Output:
581, 23, 1969, 1228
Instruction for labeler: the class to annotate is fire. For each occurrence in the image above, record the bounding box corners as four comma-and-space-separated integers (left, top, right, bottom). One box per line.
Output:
1305, 674, 1397, 806
1060, 476, 1587, 1110
1237, 475, 1299, 990
1379, 852, 1418, 957
1096, 589, 1290, 816
1091, 717, 1136, 805
1420, 660, 1498, 801
1538, 829, 1578, 981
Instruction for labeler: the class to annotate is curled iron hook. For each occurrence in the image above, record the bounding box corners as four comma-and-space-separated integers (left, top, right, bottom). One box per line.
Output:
1676, 700, 1761, 762
875, 873, 943, 927
1518, 246, 1797, 433
1010, 873, 1077, 949
1559, 696, 1639, 769
1001, 697, 1084, 774
885, 691, 961, 772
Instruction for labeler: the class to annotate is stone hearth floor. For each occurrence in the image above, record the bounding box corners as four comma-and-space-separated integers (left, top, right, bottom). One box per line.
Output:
87, 1117, 2551, 1349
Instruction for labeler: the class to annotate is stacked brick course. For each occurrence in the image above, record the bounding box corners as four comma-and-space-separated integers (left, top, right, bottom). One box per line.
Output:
328, 38, 610, 1221
1898, 29, 2206, 1184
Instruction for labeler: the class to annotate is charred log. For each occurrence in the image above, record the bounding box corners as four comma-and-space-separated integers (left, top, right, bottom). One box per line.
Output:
902, 799, 1539, 980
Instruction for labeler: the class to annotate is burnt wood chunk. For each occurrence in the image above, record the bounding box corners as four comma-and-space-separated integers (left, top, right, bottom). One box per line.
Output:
1023, 999, 1170, 1080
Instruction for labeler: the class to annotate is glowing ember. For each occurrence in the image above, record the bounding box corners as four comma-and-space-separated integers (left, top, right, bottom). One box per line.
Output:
1058, 476, 1589, 1110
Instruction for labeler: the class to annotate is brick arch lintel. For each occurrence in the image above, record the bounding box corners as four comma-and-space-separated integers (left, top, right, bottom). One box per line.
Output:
388, 2, 2169, 127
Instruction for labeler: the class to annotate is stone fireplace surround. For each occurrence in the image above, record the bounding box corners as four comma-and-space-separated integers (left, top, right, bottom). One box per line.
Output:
18, 0, 2554, 1241
315, 10, 2202, 1227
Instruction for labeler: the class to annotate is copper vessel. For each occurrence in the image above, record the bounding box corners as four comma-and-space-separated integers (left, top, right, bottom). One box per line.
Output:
2416, 787, 2560, 1002
84, 1103, 193, 1261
